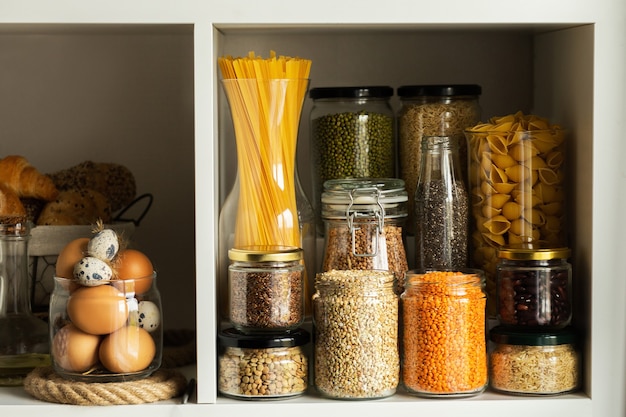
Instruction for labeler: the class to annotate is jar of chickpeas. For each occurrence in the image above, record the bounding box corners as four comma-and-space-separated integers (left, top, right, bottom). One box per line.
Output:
465, 111, 567, 315
400, 269, 488, 397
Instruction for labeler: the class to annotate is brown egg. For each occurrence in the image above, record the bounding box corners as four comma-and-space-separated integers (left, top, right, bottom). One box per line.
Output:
52, 324, 100, 372
56, 237, 90, 278
114, 249, 154, 294
99, 325, 156, 373
67, 285, 129, 335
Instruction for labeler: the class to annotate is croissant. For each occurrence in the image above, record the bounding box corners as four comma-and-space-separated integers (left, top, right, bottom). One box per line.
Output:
0, 155, 59, 201
0, 183, 27, 217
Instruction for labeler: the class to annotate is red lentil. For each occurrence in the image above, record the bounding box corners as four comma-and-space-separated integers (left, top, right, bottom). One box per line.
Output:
401, 270, 487, 397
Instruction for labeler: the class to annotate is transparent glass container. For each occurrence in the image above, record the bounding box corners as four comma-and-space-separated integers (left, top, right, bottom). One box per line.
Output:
313, 269, 399, 400
401, 269, 487, 397
496, 246, 572, 328
489, 326, 579, 395
321, 178, 408, 293
49, 273, 162, 382
218, 327, 310, 400
397, 84, 481, 234
228, 246, 304, 333
415, 135, 469, 270
0, 219, 50, 386
309, 86, 395, 234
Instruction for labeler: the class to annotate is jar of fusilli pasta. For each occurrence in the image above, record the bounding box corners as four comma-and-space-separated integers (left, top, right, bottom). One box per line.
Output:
397, 84, 481, 235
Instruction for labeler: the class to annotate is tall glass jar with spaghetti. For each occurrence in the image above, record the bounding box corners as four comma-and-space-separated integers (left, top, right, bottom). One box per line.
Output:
320, 178, 409, 293
400, 269, 487, 397
465, 112, 567, 315
397, 84, 481, 235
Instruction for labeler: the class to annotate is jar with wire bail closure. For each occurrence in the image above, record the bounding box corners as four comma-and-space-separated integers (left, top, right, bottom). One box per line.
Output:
320, 178, 409, 293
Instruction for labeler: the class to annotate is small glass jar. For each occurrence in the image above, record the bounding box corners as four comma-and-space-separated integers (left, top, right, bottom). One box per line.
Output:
228, 246, 304, 333
313, 270, 399, 399
489, 326, 580, 395
49, 273, 162, 382
321, 178, 408, 293
309, 86, 395, 234
496, 246, 572, 328
397, 84, 481, 235
218, 328, 310, 400
401, 269, 487, 397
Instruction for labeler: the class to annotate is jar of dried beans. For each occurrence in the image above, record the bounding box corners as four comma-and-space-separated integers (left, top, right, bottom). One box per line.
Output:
401, 269, 487, 397
228, 246, 304, 333
397, 84, 481, 235
309, 86, 395, 234
489, 326, 580, 395
496, 246, 572, 328
320, 178, 409, 293
218, 328, 310, 400
313, 269, 399, 399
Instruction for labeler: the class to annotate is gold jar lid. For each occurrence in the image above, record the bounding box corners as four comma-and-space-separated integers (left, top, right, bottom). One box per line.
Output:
497, 246, 571, 261
228, 245, 303, 263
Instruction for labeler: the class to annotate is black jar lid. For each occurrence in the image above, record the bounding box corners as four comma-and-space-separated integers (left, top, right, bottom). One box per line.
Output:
490, 325, 577, 346
397, 84, 482, 97
219, 328, 310, 349
309, 86, 393, 99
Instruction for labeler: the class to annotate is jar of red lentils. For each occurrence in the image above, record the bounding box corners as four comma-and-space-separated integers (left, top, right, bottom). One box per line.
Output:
400, 269, 487, 397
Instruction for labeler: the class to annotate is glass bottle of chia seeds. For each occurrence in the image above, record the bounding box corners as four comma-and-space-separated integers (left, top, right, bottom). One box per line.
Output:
309, 86, 395, 235
415, 135, 469, 270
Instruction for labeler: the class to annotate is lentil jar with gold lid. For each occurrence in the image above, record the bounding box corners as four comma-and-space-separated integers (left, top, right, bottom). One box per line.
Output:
496, 246, 572, 328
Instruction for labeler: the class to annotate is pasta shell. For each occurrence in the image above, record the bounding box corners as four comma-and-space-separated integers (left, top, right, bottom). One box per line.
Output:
543, 215, 563, 232
491, 154, 517, 169
488, 164, 508, 184
527, 155, 548, 170
486, 134, 509, 154
473, 242, 497, 264
505, 164, 531, 183
523, 207, 546, 226
507, 232, 533, 245
483, 215, 511, 235
540, 202, 564, 216
481, 232, 506, 247
482, 205, 501, 218
492, 182, 517, 194
534, 183, 558, 203
480, 181, 496, 196
501, 201, 522, 220
486, 193, 511, 209
512, 190, 542, 207
546, 150, 564, 168
509, 141, 539, 162
538, 168, 563, 185
509, 218, 535, 237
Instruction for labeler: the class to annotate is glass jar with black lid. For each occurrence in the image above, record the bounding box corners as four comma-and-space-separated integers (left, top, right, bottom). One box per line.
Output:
309, 86, 395, 234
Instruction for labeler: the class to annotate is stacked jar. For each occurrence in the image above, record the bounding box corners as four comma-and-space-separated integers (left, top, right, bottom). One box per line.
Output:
217, 246, 310, 400
397, 84, 482, 235
489, 245, 580, 395
309, 86, 395, 234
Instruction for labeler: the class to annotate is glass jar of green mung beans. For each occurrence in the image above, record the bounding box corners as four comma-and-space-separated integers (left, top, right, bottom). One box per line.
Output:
309, 86, 395, 235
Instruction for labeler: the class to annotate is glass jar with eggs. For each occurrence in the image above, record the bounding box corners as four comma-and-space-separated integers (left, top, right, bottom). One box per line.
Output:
49, 227, 162, 382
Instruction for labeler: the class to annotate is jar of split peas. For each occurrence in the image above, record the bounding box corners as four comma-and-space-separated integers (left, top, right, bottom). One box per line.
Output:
400, 269, 487, 397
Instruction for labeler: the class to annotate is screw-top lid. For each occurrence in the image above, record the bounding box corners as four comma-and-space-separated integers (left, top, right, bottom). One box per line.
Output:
219, 328, 310, 348
490, 326, 577, 346
497, 245, 571, 261
397, 84, 482, 98
228, 246, 303, 263
309, 86, 393, 100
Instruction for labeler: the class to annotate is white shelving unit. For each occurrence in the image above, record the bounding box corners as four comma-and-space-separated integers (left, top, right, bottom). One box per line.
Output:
1, 1, 625, 416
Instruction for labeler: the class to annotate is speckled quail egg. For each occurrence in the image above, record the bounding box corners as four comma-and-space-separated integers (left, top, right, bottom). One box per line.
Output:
137, 300, 160, 332
88, 229, 119, 261
73, 256, 113, 286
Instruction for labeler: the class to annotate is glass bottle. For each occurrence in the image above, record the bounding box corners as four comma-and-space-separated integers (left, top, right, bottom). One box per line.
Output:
397, 84, 481, 235
313, 269, 399, 399
0, 219, 49, 386
401, 269, 487, 397
415, 135, 469, 270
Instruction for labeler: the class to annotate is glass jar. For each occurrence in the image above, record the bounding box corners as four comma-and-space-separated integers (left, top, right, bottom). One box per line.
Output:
218, 327, 310, 400
496, 246, 572, 328
397, 84, 481, 235
0, 219, 50, 386
309, 86, 395, 234
489, 326, 580, 395
228, 246, 304, 333
321, 178, 409, 293
401, 269, 487, 397
313, 270, 399, 399
415, 135, 469, 270
49, 273, 162, 382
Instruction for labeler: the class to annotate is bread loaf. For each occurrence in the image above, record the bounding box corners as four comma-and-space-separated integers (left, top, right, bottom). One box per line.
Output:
36, 188, 112, 225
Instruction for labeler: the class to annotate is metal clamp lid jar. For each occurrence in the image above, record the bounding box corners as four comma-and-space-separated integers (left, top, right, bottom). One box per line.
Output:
218, 328, 310, 400
496, 246, 572, 328
228, 245, 304, 333
489, 326, 579, 395
309, 86, 395, 234
320, 178, 409, 290
397, 84, 481, 235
